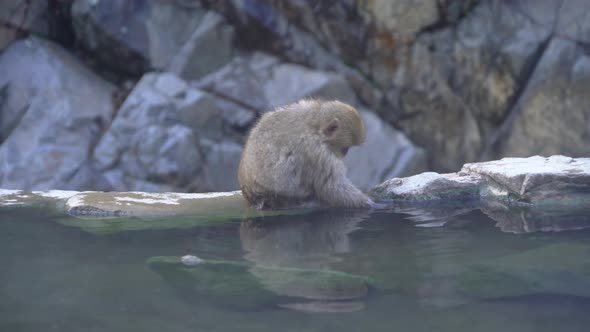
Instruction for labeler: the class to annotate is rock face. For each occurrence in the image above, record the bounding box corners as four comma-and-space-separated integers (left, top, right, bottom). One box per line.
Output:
2, 0, 588, 192
497, 39, 590, 158
3, 155, 589, 236
92, 72, 245, 192
91, 56, 420, 193
195, 52, 358, 112
71, 0, 234, 78
0, 1, 49, 51
0, 33, 425, 192
372, 156, 590, 209
205, 0, 590, 171
0, 37, 115, 190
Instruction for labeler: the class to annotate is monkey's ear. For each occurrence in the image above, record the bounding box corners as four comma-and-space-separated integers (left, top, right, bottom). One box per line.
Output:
322, 118, 340, 138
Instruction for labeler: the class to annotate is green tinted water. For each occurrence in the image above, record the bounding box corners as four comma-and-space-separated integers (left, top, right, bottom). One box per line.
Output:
1, 206, 590, 332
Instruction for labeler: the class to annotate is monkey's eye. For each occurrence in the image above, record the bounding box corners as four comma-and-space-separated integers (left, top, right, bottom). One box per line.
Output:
341, 147, 349, 156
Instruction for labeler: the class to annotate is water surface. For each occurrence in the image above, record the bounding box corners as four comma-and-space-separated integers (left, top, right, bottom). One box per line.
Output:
1, 206, 590, 332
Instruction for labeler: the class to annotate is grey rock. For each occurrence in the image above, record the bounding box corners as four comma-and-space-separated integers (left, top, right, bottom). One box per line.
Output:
196, 52, 357, 112
93, 72, 244, 192
195, 52, 277, 112
205, 1, 381, 107
391, 0, 551, 171
263, 63, 357, 107
371, 172, 483, 202
71, 0, 232, 77
0, 0, 48, 51
372, 156, 590, 210
463, 156, 590, 207
345, 110, 427, 191
358, 0, 438, 36
498, 38, 590, 159
515, 0, 590, 44
208, 0, 590, 173
207, 1, 359, 69
0, 37, 115, 190
128, 124, 203, 186
167, 11, 234, 80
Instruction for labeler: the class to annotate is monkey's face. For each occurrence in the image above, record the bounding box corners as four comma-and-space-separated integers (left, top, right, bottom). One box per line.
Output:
322, 118, 364, 159
324, 117, 365, 159
316, 101, 366, 159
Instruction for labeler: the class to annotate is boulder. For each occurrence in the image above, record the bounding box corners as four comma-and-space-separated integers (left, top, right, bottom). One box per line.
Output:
0, 1, 49, 51
464, 156, 590, 207
195, 52, 357, 112
497, 38, 590, 158
207, 0, 590, 172
71, 0, 233, 78
166, 11, 234, 80
372, 156, 590, 209
390, 0, 552, 171
358, 0, 438, 36
0, 37, 115, 190
92, 72, 247, 192
372, 172, 482, 202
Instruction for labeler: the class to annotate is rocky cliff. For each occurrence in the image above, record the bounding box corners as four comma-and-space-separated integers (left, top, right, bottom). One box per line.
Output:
0, 0, 587, 192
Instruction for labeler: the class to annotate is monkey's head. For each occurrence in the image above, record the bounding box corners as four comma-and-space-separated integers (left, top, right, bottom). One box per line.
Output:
318, 101, 366, 159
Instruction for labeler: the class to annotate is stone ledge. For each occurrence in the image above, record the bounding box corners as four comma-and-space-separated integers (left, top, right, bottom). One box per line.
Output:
0, 189, 248, 217
1, 156, 589, 219
371, 155, 590, 209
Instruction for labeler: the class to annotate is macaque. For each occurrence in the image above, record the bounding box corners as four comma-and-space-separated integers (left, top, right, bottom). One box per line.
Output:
238, 99, 373, 209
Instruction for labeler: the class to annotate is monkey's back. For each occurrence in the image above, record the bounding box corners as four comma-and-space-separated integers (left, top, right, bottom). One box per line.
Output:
239, 107, 319, 208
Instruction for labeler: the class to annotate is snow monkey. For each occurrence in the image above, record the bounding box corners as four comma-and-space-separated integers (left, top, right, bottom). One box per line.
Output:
238, 99, 374, 209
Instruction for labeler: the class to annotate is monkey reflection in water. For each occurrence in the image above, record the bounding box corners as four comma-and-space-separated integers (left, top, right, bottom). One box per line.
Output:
240, 209, 371, 313
239, 99, 377, 209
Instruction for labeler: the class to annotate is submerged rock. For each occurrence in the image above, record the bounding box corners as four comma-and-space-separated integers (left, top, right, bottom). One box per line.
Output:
147, 255, 373, 312
372, 156, 590, 209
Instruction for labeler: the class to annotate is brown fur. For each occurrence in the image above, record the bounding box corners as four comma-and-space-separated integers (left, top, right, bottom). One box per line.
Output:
238, 99, 371, 209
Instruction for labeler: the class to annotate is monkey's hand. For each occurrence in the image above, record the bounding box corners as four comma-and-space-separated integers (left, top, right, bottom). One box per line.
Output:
314, 173, 373, 209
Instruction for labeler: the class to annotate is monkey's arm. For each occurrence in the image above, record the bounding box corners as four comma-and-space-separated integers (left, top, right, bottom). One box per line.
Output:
313, 162, 372, 208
